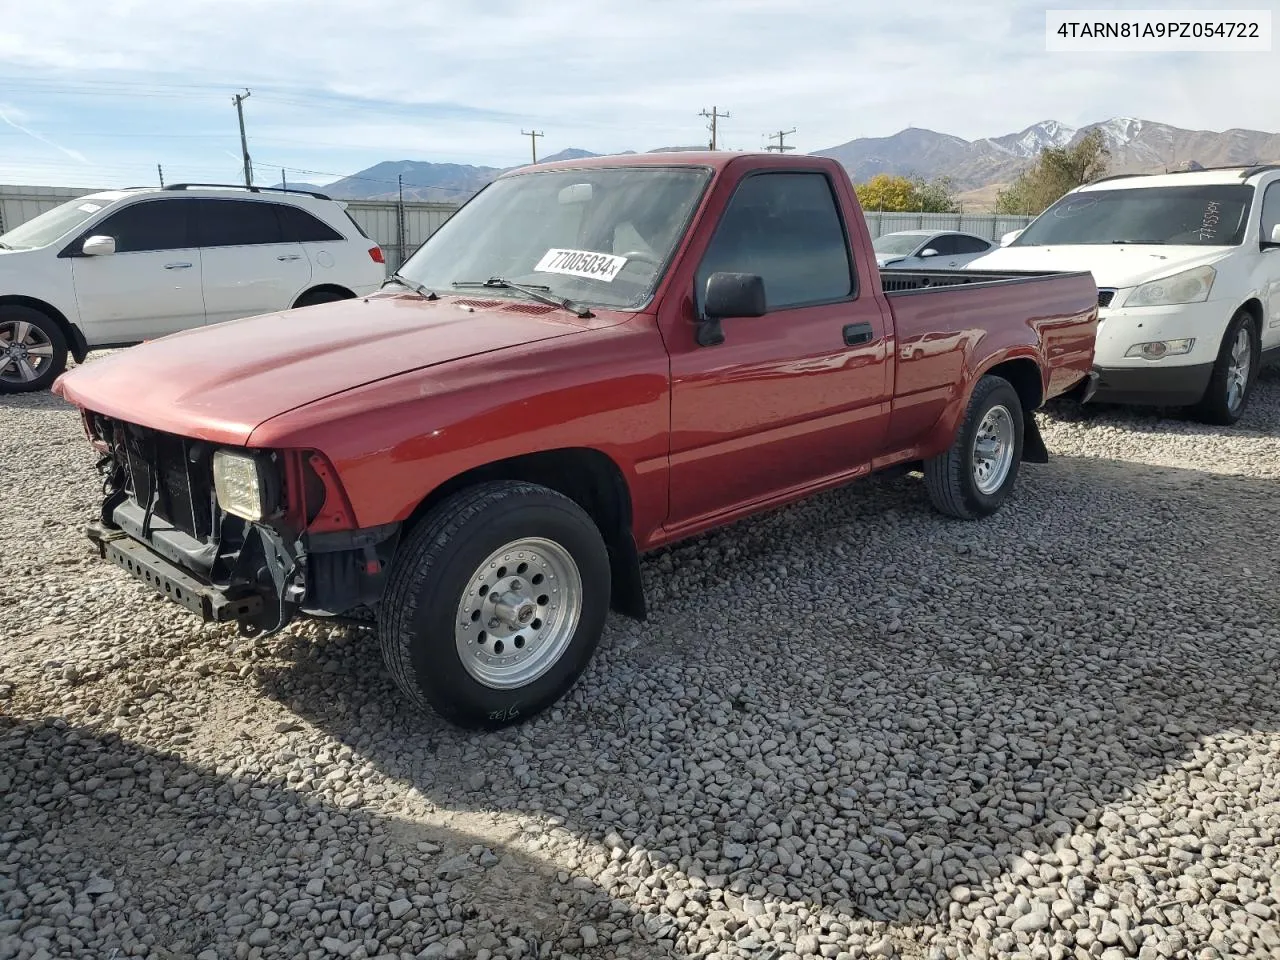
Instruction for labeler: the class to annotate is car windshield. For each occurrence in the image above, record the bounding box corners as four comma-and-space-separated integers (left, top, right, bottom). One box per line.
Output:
396, 166, 711, 309
1012, 183, 1254, 247
0, 196, 113, 250
873, 233, 925, 256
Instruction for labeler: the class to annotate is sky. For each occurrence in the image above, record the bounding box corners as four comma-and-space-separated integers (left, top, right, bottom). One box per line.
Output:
0, 0, 1277, 189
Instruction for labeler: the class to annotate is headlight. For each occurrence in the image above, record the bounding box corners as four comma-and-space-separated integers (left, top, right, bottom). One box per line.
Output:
213, 450, 276, 521
1122, 265, 1215, 307
1125, 339, 1195, 360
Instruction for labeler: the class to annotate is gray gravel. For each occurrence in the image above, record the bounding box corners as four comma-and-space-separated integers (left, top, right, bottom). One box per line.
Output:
3, 358, 1280, 960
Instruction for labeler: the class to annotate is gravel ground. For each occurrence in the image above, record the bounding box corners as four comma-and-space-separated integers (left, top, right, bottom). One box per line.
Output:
3, 360, 1280, 960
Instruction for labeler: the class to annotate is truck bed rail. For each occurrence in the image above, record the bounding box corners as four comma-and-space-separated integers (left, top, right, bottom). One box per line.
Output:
880, 268, 1086, 295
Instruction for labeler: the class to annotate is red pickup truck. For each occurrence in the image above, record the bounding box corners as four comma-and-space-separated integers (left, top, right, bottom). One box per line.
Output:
54, 152, 1098, 728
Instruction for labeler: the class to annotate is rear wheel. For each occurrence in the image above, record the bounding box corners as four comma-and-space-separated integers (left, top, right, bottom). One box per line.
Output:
378, 481, 610, 729
0, 306, 67, 394
293, 288, 354, 308
924, 375, 1025, 519
1194, 309, 1258, 425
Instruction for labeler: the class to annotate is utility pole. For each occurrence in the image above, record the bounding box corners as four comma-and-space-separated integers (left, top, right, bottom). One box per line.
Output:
157, 163, 164, 187
281, 167, 287, 190
232, 88, 252, 187
699, 106, 730, 150
764, 128, 797, 153
521, 129, 544, 164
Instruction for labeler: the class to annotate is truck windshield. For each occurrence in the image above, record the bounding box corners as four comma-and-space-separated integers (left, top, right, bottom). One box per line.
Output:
873, 233, 926, 256
1012, 183, 1254, 247
0, 196, 114, 250
397, 166, 711, 309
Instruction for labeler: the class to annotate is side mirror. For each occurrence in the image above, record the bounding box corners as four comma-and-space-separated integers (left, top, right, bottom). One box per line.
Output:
1000, 229, 1024, 246
919, 248, 939, 258
81, 235, 116, 256
698, 271, 766, 346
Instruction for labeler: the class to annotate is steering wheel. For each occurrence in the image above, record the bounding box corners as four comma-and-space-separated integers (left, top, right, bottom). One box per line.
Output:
616, 250, 662, 267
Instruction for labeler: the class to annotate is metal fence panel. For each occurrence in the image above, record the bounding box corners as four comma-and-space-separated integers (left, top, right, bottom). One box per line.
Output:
0, 183, 1033, 261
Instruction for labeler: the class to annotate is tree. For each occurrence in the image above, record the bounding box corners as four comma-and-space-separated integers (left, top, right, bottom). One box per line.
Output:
855, 174, 958, 213
995, 129, 1110, 216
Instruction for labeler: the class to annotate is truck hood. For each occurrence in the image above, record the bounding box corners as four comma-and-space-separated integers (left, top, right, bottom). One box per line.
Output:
965, 244, 1229, 289
53, 293, 606, 445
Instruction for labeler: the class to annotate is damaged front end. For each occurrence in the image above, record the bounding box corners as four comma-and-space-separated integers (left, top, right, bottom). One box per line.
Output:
81, 411, 398, 638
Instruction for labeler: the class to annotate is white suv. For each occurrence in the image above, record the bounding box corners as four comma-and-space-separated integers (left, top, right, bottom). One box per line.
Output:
967, 164, 1280, 424
0, 184, 387, 393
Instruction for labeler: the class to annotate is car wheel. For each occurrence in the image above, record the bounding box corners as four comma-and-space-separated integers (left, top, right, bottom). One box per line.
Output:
924, 374, 1025, 519
293, 288, 353, 308
0, 307, 67, 394
1194, 309, 1258, 426
378, 480, 611, 729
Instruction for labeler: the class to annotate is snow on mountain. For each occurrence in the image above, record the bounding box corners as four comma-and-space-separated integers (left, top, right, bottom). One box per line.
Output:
984, 120, 1077, 158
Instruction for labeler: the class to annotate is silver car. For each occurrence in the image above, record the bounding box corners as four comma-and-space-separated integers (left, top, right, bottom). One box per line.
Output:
873, 229, 994, 270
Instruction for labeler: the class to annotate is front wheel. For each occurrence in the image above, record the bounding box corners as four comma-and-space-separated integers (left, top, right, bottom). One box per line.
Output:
924, 374, 1025, 520
1194, 309, 1258, 425
378, 481, 610, 729
0, 307, 67, 394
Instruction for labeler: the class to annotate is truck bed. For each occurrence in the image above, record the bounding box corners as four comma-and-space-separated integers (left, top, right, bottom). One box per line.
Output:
879, 267, 1093, 296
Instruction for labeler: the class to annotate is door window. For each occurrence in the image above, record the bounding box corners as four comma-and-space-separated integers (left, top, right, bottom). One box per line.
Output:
952, 235, 992, 254
90, 199, 193, 252
1259, 182, 1280, 242
195, 199, 286, 247
278, 204, 344, 243
696, 172, 854, 311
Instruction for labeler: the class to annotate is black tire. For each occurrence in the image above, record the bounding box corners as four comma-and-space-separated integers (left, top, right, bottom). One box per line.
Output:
293, 288, 353, 308
0, 306, 67, 394
924, 375, 1025, 520
1194, 308, 1259, 426
378, 481, 611, 729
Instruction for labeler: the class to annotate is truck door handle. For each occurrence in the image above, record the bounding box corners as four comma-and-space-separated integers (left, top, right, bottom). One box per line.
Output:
843, 322, 873, 345
164, 262, 192, 270
277, 254, 302, 261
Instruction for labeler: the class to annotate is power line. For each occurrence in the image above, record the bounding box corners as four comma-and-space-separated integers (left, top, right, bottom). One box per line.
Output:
520, 129, 544, 164
699, 106, 730, 150
765, 128, 797, 153
232, 89, 252, 187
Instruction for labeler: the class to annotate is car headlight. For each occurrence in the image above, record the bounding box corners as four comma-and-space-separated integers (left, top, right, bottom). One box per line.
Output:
212, 450, 277, 522
1125, 339, 1195, 360
1122, 264, 1215, 307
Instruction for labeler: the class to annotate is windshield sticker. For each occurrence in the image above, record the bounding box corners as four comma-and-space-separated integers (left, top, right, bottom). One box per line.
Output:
535, 248, 628, 282
77, 203, 102, 213
1198, 201, 1221, 242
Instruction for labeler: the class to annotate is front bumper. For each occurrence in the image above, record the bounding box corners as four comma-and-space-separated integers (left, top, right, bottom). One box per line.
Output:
87, 521, 268, 623
1089, 362, 1214, 407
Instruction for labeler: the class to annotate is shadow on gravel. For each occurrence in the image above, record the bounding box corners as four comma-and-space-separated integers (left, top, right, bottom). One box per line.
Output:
250, 449, 1280, 944
0, 716, 663, 959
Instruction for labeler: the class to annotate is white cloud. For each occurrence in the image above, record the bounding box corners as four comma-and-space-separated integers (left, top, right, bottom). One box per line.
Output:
0, 0, 1277, 185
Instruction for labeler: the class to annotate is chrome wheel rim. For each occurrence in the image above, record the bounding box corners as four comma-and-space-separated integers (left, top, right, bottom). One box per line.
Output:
454, 537, 582, 690
972, 404, 1015, 495
1226, 326, 1251, 413
0, 320, 55, 384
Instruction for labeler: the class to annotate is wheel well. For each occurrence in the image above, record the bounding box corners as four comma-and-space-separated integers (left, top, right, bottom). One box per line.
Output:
293, 284, 356, 308
984, 357, 1043, 412
405, 448, 646, 620
0, 295, 84, 360
1239, 298, 1263, 339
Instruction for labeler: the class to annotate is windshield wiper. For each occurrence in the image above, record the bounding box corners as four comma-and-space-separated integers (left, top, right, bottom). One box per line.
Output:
452, 277, 594, 319
0, 241, 10, 250
1110, 239, 1166, 245
382, 273, 438, 299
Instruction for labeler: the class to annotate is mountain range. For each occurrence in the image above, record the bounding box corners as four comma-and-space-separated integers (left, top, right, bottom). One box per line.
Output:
274, 118, 1280, 208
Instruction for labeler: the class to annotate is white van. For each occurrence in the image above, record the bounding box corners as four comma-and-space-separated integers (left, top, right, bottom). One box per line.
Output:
967, 165, 1280, 424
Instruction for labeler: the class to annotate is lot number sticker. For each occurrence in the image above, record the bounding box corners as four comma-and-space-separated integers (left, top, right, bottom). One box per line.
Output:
535, 248, 628, 282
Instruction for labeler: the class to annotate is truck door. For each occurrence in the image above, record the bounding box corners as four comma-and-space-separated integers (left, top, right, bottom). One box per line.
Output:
664, 169, 892, 530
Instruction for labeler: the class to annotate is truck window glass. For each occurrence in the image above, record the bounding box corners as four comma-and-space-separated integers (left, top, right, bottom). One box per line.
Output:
92, 199, 193, 253
395, 166, 711, 310
1012, 184, 1254, 247
196, 199, 286, 247
696, 172, 853, 311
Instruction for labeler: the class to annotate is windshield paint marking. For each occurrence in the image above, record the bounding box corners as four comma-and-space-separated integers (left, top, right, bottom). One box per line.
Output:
534, 248, 628, 282
1198, 201, 1220, 242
